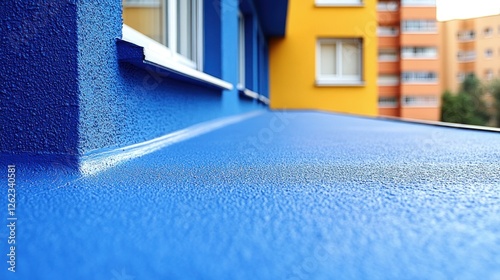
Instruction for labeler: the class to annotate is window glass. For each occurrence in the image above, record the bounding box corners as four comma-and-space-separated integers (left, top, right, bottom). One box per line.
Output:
320, 43, 337, 75
317, 39, 362, 84
342, 41, 360, 76
122, 0, 201, 69
123, 0, 165, 44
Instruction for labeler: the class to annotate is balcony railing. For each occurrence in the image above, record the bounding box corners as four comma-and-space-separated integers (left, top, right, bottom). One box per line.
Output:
401, 0, 436, 6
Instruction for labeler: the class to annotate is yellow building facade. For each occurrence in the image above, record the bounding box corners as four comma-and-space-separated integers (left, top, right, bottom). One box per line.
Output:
270, 0, 378, 116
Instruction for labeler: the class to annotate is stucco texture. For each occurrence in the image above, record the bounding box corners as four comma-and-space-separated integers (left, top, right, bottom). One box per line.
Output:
1, 112, 499, 280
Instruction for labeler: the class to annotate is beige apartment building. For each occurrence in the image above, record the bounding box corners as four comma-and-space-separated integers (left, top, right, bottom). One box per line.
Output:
441, 14, 500, 92
377, 0, 442, 121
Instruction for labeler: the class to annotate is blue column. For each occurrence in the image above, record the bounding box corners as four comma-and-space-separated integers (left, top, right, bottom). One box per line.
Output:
0, 1, 80, 167
220, 0, 240, 114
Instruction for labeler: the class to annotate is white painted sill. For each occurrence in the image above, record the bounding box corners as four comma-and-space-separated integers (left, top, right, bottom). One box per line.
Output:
236, 84, 270, 105
121, 24, 233, 91
316, 80, 365, 87
315, 4, 364, 7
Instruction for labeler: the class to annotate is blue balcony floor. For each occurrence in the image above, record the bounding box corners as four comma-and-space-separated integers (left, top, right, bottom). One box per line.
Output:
2, 111, 500, 279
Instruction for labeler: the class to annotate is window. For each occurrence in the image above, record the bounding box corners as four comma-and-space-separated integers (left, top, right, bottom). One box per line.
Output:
122, 0, 202, 69
401, 72, 437, 83
378, 75, 400, 85
401, 47, 437, 59
378, 49, 399, 61
316, 39, 363, 85
378, 97, 398, 108
486, 69, 494, 80
484, 27, 493, 37
402, 96, 438, 107
377, 1, 398, 11
457, 72, 465, 82
316, 0, 363, 6
457, 30, 475, 41
485, 49, 493, 58
402, 20, 437, 33
457, 50, 476, 62
378, 26, 399, 36
401, 0, 436, 6
124, 0, 160, 7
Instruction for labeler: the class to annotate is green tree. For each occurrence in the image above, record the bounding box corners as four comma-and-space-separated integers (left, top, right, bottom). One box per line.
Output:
460, 74, 490, 125
441, 90, 475, 124
441, 74, 490, 126
487, 78, 500, 127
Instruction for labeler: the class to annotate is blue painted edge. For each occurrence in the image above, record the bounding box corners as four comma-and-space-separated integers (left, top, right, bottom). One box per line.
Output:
116, 39, 227, 91
253, 0, 288, 37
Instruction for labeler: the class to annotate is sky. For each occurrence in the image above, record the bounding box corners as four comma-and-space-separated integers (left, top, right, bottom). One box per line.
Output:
437, 0, 500, 21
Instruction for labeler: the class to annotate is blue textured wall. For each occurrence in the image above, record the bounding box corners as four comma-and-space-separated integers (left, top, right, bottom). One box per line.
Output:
77, 0, 264, 155
1, 0, 271, 162
0, 1, 79, 166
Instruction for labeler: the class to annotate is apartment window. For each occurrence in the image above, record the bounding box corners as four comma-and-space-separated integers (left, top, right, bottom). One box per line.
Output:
484, 27, 493, 37
316, 39, 363, 85
485, 49, 493, 58
401, 47, 437, 59
402, 20, 437, 33
377, 26, 399, 36
401, 0, 436, 6
486, 69, 494, 80
378, 75, 400, 85
122, 0, 203, 69
457, 72, 465, 82
401, 72, 437, 83
457, 30, 475, 41
316, 0, 363, 6
378, 97, 398, 108
457, 50, 476, 62
377, 1, 398, 11
378, 49, 399, 61
402, 96, 438, 107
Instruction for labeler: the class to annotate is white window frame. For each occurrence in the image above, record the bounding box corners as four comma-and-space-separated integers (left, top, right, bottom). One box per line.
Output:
316, 38, 363, 86
123, 0, 203, 70
402, 20, 437, 33
402, 95, 438, 107
377, 1, 399, 11
401, 47, 437, 59
123, 0, 161, 7
401, 0, 436, 6
457, 30, 475, 41
401, 72, 438, 84
457, 50, 476, 62
378, 97, 399, 108
377, 26, 399, 37
378, 74, 400, 86
378, 49, 399, 61
315, 0, 363, 6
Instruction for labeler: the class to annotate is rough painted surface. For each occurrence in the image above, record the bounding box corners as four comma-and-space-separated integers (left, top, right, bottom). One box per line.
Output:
1, 112, 499, 279
76, 0, 263, 155
1, 0, 267, 159
0, 1, 79, 159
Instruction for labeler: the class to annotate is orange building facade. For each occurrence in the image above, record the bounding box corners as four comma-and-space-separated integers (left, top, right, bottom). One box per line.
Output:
377, 0, 441, 121
441, 14, 500, 93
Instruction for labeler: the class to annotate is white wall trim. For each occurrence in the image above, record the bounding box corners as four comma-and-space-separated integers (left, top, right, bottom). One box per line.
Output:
122, 24, 233, 90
